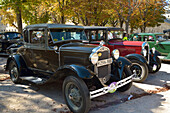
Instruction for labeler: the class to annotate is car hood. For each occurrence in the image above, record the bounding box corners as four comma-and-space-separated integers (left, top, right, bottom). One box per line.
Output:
60, 42, 97, 53
159, 41, 170, 45
110, 41, 143, 46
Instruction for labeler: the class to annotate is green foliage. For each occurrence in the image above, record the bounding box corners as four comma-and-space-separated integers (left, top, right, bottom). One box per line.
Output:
0, 0, 168, 33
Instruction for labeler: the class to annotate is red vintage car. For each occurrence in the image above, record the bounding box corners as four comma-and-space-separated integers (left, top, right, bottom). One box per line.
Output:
84, 26, 161, 82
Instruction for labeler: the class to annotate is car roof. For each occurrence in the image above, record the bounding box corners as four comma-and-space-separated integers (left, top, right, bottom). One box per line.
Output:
84, 26, 108, 30
137, 33, 164, 36
0, 32, 21, 35
24, 23, 84, 29
84, 26, 124, 31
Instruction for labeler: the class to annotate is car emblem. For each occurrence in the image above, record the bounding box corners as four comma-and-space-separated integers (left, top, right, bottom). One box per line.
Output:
98, 53, 102, 56
108, 82, 117, 93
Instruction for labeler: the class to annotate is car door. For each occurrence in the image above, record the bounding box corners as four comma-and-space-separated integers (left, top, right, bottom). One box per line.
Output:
44, 30, 60, 72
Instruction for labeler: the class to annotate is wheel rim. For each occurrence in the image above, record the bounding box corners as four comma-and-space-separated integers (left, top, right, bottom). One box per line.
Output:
65, 82, 83, 111
131, 63, 144, 80
10, 66, 18, 81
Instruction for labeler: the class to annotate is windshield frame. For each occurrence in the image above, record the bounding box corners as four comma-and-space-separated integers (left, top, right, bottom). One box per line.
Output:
49, 29, 87, 44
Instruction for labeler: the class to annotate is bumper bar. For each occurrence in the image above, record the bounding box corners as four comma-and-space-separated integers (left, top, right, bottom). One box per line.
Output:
90, 73, 135, 99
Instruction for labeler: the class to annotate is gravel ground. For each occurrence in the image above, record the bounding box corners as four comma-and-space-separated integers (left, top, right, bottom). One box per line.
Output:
0, 57, 170, 113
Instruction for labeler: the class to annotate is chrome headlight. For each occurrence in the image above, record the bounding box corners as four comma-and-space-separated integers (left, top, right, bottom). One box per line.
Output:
90, 53, 99, 64
142, 49, 147, 56
112, 49, 119, 59
152, 47, 155, 54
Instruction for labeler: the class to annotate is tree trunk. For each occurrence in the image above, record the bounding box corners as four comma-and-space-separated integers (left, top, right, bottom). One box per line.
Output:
16, 6, 22, 33
61, 14, 65, 24
125, 21, 129, 34
119, 20, 124, 28
130, 27, 134, 34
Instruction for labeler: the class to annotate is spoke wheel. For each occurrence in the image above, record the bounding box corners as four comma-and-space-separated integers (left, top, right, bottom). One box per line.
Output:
63, 76, 90, 113
66, 83, 83, 110
9, 60, 21, 84
130, 60, 148, 82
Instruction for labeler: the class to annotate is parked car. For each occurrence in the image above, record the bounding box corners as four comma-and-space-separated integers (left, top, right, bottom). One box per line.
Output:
84, 26, 161, 82
6, 24, 134, 113
129, 33, 170, 61
0, 32, 23, 54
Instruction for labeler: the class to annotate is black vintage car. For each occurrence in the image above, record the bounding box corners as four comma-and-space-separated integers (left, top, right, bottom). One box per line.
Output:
6, 24, 134, 113
0, 32, 23, 54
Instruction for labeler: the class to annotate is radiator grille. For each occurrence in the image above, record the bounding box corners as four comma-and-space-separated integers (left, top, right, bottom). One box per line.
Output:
96, 49, 111, 78
98, 65, 109, 78
98, 51, 108, 60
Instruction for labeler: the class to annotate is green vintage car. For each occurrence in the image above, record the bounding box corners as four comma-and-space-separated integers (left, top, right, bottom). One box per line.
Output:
129, 33, 170, 60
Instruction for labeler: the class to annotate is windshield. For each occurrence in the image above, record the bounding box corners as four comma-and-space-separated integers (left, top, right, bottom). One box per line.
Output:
50, 29, 87, 43
85, 30, 123, 41
111, 31, 123, 39
4, 32, 23, 39
156, 35, 167, 41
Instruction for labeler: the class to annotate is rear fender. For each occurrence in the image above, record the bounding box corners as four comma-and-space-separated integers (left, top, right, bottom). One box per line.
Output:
55, 64, 94, 79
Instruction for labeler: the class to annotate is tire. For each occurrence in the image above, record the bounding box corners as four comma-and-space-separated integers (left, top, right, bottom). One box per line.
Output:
9, 60, 22, 84
150, 56, 161, 73
118, 66, 132, 92
130, 60, 148, 83
63, 76, 91, 113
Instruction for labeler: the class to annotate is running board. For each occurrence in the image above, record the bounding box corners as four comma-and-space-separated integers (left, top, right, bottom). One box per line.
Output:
20, 76, 48, 84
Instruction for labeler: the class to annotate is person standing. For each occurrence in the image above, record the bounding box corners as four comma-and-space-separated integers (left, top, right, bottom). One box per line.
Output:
108, 31, 113, 40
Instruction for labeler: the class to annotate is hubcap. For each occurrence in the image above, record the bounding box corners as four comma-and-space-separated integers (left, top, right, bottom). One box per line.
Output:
10, 66, 18, 80
131, 63, 143, 80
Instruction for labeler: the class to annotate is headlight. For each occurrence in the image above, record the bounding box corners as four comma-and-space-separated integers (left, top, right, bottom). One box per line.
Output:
152, 47, 155, 54
90, 53, 99, 64
112, 49, 119, 59
142, 49, 147, 56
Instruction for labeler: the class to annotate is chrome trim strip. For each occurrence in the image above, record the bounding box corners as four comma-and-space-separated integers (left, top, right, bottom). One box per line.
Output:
90, 73, 135, 99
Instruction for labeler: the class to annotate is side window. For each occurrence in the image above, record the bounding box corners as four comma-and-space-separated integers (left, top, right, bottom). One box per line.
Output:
148, 36, 154, 41
0, 34, 6, 39
30, 30, 45, 44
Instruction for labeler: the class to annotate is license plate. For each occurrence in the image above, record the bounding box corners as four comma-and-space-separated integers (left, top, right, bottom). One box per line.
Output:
97, 58, 112, 67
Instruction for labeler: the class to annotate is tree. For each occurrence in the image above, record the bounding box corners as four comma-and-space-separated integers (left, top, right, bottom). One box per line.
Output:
137, 0, 166, 32
68, 0, 111, 26
0, 0, 24, 32
22, 1, 50, 25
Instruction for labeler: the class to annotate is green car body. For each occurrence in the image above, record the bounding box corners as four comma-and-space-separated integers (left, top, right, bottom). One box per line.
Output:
129, 33, 170, 60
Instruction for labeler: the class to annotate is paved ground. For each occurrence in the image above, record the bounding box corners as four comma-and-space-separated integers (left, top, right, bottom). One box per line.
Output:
0, 57, 170, 113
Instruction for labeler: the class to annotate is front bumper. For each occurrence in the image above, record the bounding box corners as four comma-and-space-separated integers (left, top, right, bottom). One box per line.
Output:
90, 73, 135, 99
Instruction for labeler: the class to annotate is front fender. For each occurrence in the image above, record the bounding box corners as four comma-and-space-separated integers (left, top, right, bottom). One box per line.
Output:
125, 54, 147, 64
152, 50, 161, 60
112, 56, 131, 79
56, 64, 94, 79
6, 54, 28, 76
